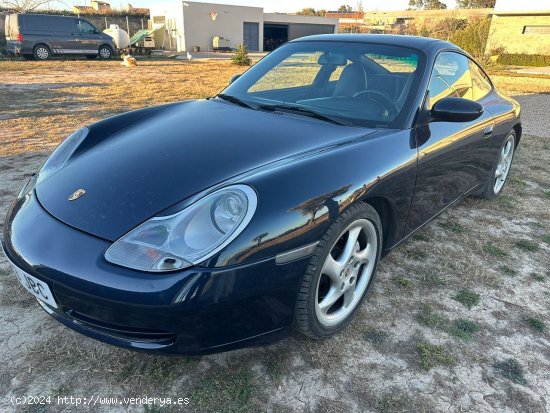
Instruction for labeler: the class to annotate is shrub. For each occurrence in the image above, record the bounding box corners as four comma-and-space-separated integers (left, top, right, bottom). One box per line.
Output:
497, 54, 550, 67
449, 17, 491, 60
232, 43, 251, 66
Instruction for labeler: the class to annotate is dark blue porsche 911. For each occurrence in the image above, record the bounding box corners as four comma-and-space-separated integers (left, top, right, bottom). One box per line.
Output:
2, 34, 521, 355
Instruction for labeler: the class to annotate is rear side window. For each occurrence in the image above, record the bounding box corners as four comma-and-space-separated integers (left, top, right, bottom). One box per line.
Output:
428, 51, 473, 108
22, 15, 50, 31
469, 60, 492, 101
53, 18, 77, 32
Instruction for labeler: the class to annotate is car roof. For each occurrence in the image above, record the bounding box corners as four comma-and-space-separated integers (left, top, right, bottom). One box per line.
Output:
290, 34, 460, 55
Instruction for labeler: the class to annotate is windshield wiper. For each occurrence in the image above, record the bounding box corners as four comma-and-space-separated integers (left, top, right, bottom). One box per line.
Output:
258, 104, 350, 126
216, 93, 258, 110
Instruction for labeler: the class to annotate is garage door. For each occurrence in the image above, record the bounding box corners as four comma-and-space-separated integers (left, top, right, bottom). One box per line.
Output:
287, 24, 335, 41
243, 22, 259, 51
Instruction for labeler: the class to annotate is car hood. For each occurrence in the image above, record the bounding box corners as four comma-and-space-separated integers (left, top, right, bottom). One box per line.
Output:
36, 99, 374, 241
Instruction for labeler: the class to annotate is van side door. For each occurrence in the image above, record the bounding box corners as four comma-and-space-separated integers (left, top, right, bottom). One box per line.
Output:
75, 19, 102, 54
49, 17, 79, 54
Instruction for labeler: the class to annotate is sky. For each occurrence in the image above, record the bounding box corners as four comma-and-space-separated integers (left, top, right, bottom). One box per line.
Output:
50, 0, 549, 13
53, 0, 457, 13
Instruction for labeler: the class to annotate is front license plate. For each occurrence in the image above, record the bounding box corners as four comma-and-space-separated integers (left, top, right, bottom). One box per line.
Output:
11, 264, 58, 308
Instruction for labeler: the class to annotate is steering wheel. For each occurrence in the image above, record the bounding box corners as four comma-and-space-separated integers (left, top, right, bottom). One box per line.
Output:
353, 90, 400, 117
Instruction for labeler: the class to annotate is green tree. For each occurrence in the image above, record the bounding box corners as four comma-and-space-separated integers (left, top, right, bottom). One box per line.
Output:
297, 8, 327, 16
409, 0, 447, 9
456, 0, 496, 8
297, 7, 317, 16
232, 43, 251, 66
338, 5, 353, 12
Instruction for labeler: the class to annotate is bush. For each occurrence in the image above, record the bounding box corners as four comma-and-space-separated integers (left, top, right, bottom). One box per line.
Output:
449, 17, 491, 60
232, 43, 251, 66
497, 54, 550, 67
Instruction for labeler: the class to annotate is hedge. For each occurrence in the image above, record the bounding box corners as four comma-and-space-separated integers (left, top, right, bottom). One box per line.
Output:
497, 54, 550, 67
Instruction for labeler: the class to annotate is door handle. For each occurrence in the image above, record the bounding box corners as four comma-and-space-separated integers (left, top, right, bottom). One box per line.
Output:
484, 124, 494, 137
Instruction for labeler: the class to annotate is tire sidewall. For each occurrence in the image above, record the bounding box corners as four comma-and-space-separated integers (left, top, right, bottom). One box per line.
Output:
298, 203, 383, 338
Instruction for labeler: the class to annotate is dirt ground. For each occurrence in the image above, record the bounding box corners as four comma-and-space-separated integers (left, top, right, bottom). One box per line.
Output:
0, 60, 549, 413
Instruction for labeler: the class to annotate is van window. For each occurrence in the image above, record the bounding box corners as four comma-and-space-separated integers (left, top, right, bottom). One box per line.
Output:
23, 15, 50, 31
76, 20, 97, 34
54, 18, 77, 32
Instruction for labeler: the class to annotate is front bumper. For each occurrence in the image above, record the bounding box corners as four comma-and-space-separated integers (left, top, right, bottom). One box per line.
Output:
2, 191, 309, 355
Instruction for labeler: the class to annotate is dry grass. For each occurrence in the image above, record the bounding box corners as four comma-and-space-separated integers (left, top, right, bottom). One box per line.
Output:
0, 59, 247, 156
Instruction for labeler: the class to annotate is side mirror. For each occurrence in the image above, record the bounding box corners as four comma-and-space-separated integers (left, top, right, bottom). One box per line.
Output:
431, 97, 483, 122
229, 74, 241, 84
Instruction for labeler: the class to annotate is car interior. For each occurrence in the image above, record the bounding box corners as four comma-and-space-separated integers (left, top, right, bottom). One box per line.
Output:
247, 51, 419, 125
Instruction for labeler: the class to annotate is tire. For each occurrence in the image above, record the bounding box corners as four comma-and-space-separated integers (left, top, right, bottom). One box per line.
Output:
478, 130, 516, 200
33, 45, 51, 61
295, 202, 383, 339
98, 45, 113, 60
86, 55, 97, 60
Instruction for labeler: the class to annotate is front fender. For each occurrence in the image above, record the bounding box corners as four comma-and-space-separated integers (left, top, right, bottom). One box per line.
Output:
204, 129, 418, 267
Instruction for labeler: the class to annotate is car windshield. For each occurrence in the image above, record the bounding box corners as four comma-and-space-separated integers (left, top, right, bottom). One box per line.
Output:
222, 41, 425, 128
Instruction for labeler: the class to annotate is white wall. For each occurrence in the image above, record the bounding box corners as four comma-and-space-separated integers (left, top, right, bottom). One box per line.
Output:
150, 1, 185, 51
182, 1, 264, 52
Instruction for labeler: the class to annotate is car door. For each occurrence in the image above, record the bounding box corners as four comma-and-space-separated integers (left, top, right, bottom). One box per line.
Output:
406, 51, 494, 232
75, 19, 102, 54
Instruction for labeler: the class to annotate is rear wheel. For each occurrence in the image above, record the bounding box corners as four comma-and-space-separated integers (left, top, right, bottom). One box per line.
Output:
479, 130, 516, 199
98, 45, 113, 60
295, 203, 382, 338
33, 45, 51, 61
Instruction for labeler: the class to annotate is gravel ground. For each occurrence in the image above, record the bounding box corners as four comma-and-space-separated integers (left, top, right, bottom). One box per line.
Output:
515, 94, 550, 137
0, 93, 549, 413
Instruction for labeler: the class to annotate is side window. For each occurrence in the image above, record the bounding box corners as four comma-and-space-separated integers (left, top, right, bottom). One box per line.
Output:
469, 60, 492, 101
76, 20, 97, 34
429, 52, 473, 108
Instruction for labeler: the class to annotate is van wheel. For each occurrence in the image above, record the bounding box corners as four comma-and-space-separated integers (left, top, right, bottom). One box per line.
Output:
33, 45, 51, 60
86, 55, 97, 60
98, 45, 113, 60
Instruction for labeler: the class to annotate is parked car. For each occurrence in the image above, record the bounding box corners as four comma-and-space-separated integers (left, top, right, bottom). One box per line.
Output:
4, 13, 116, 60
2, 34, 521, 355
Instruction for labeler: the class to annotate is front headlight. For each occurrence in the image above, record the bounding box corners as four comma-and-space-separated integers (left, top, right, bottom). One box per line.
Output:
37, 127, 89, 184
105, 185, 257, 272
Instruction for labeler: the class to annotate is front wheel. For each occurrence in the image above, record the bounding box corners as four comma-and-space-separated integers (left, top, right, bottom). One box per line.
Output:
98, 45, 113, 60
479, 130, 516, 199
295, 203, 382, 339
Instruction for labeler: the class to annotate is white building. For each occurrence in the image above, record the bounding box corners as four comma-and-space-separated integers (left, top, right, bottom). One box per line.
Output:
149, 1, 339, 53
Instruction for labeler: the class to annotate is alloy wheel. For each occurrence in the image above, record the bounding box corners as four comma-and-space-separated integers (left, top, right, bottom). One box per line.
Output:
494, 134, 515, 194
315, 219, 377, 327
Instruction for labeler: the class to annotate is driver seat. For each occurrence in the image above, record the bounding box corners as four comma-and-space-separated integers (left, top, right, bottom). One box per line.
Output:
333, 63, 367, 97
